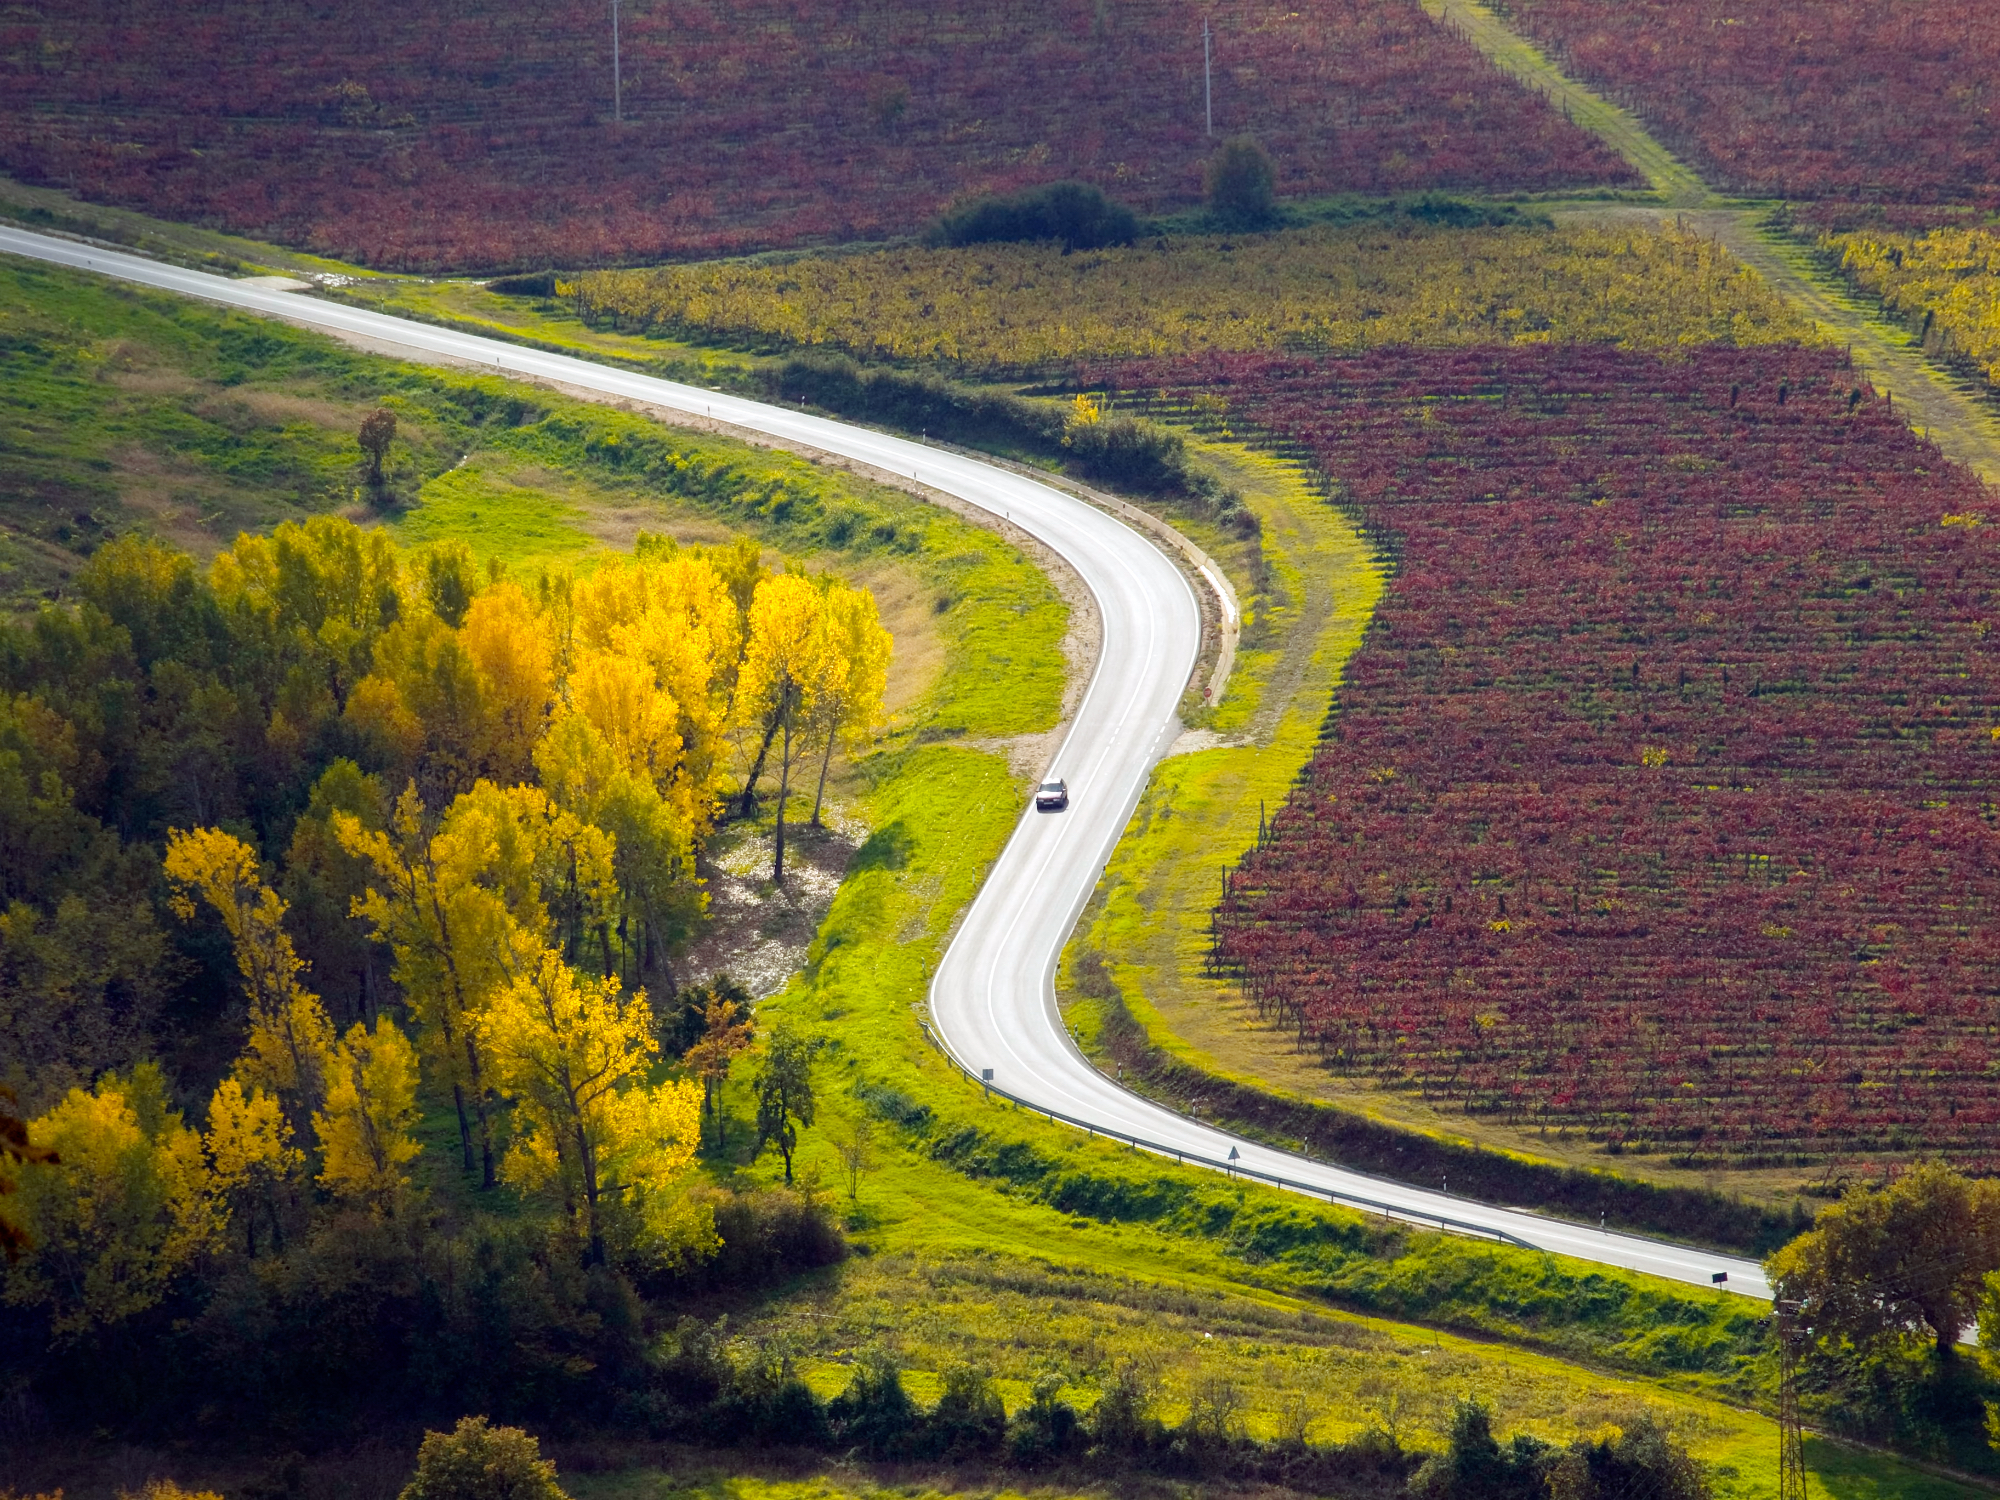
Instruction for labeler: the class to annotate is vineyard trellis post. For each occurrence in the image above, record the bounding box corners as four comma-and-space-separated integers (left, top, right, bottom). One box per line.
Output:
1203, 17, 1214, 136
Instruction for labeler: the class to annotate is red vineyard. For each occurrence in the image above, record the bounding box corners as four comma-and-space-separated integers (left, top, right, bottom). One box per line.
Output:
1118, 345, 2000, 1165
1505, 0, 2000, 203
0, 0, 1633, 272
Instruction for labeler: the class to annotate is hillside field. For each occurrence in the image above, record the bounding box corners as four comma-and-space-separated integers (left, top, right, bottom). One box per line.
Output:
1503, 0, 2000, 203
0, 0, 1633, 271
568, 218, 1810, 371
1123, 343, 2000, 1168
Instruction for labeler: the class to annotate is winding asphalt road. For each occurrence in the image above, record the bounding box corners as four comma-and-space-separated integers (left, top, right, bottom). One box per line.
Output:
1, 224, 1769, 1300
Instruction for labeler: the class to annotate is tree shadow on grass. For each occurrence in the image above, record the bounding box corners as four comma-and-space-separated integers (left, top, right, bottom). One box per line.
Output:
851, 820, 913, 874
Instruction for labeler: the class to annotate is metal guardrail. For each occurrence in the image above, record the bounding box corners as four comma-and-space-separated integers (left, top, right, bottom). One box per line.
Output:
917, 1020, 1532, 1248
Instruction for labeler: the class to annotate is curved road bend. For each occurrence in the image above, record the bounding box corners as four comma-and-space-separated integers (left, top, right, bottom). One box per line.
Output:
0, 225, 1769, 1300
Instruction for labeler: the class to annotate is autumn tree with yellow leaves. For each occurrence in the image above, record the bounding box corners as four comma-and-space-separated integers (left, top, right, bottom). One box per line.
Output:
163, 827, 336, 1143
204, 1078, 298, 1256
314, 1016, 422, 1213
737, 574, 831, 882
807, 583, 892, 827
480, 935, 707, 1265
2, 1065, 220, 1342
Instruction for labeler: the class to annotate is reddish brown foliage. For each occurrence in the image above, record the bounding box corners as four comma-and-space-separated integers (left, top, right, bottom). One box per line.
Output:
0, 0, 1631, 271
1507, 0, 2000, 203
1123, 345, 2000, 1165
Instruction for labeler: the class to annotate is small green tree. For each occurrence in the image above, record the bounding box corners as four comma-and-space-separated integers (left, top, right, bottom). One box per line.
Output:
834, 1115, 873, 1203
1407, 1400, 1550, 1500
926, 1364, 1006, 1459
1770, 1160, 2000, 1360
399, 1416, 569, 1500
359, 408, 397, 486
1204, 136, 1277, 229
754, 1024, 822, 1183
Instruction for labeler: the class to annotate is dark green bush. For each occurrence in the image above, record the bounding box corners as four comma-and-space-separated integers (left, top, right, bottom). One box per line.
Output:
928, 181, 1139, 251
1008, 1374, 1087, 1466
829, 1349, 921, 1459
1205, 137, 1278, 230
923, 1364, 1008, 1460
486, 271, 559, 298
1408, 1401, 1552, 1500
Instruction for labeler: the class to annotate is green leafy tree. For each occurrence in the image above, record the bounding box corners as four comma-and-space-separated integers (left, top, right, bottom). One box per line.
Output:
926, 1364, 1006, 1459
753, 1023, 822, 1183
359, 408, 397, 485
1203, 136, 1277, 229
1769, 1160, 2000, 1359
1407, 1400, 1550, 1500
399, 1416, 570, 1500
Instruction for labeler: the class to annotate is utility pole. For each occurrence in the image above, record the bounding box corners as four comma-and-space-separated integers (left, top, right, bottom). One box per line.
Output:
611, 0, 623, 123
1203, 17, 1214, 136
1774, 1299, 1807, 1500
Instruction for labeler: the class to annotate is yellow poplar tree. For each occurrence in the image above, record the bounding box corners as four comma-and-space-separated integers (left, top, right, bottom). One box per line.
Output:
570, 544, 746, 818
738, 574, 831, 882
459, 581, 554, 786
806, 582, 893, 827
204, 1078, 299, 1257
337, 782, 616, 1187
4, 1066, 221, 1342
164, 827, 335, 1142
478, 936, 707, 1266
314, 1016, 422, 1213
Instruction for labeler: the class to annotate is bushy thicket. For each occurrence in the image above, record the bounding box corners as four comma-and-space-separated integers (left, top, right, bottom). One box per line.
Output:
1409, 1401, 1708, 1500
4, 1185, 843, 1439
624, 1328, 1414, 1493
927, 181, 1140, 251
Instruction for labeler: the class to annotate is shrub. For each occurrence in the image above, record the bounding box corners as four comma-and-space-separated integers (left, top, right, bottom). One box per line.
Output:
828, 1348, 921, 1459
924, 1364, 1008, 1459
486, 272, 559, 298
708, 1336, 835, 1448
1407, 1401, 1551, 1500
658, 1187, 845, 1293
1090, 1362, 1166, 1455
929, 181, 1140, 251
1545, 1415, 1711, 1500
1204, 137, 1277, 229
398, 1416, 569, 1500
1008, 1373, 1086, 1466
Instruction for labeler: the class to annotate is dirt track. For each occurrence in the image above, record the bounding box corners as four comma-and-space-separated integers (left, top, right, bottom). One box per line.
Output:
1424, 0, 2000, 487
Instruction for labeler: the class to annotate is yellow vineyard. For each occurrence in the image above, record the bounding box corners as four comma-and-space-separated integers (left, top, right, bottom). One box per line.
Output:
572, 221, 1813, 369
1819, 221, 2000, 388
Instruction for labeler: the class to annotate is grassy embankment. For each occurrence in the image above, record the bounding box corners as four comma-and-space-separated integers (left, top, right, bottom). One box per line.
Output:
1, 248, 1979, 1500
